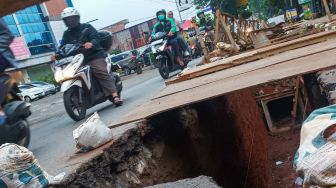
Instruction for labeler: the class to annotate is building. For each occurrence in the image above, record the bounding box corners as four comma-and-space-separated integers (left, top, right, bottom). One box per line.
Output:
111, 18, 157, 52
101, 19, 129, 33
3, 0, 72, 82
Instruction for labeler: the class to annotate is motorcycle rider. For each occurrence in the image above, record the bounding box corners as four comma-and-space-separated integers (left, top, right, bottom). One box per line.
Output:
151, 9, 185, 67
53, 7, 123, 106
167, 11, 190, 57
0, 18, 18, 124
197, 10, 214, 42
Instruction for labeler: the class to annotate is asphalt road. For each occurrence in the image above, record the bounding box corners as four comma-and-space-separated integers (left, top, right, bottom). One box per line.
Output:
29, 58, 202, 175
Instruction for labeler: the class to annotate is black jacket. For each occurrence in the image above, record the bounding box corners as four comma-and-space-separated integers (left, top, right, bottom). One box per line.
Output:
61, 23, 105, 63
199, 18, 213, 30
0, 19, 17, 72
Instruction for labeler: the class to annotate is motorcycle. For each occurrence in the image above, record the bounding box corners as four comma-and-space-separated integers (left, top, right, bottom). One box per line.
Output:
191, 44, 203, 59
151, 32, 191, 79
53, 29, 123, 121
199, 26, 215, 53
0, 74, 31, 148
187, 34, 203, 59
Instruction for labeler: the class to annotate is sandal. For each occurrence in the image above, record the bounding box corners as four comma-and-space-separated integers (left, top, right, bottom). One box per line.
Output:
112, 96, 123, 106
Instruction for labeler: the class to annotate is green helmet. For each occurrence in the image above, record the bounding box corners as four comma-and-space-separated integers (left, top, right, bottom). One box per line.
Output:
197, 10, 205, 18
156, 9, 167, 18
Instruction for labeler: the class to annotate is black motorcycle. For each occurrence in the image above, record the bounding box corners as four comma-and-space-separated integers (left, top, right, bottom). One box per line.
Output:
151, 32, 191, 79
0, 74, 31, 148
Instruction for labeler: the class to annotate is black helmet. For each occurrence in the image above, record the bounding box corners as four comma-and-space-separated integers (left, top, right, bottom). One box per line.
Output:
197, 10, 205, 18
156, 9, 166, 18
98, 30, 113, 51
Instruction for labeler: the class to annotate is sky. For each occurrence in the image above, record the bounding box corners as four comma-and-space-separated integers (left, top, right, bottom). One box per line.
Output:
71, 0, 196, 29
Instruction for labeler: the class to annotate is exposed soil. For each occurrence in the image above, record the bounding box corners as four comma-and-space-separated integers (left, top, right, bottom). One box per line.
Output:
137, 89, 271, 188
268, 130, 301, 188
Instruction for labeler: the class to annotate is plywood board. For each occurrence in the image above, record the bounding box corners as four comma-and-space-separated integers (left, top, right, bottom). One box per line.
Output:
110, 47, 336, 127
167, 30, 336, 85
162, 39, 336, 98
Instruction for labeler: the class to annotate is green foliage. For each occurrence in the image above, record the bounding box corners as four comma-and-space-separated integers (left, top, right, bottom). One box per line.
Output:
193, 0, 287, 19
249, 0, 287, 19
193, 0, 250, 18
110, 49, 121, 55
36, 73, 57, 85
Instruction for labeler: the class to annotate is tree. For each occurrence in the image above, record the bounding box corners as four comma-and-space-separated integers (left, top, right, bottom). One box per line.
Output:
193, 0, 250, 18
193, 0, 286, 19
249, 0, 287, 19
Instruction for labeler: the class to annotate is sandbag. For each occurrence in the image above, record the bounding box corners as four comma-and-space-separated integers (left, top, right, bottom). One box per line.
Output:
294, 105, 336, 187
73, 112, 113, 151
0, 143, 49, 188
317, 69, 336, 104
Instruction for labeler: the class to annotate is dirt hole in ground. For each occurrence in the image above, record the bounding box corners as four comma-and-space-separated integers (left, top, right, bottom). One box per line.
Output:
267, 96, 293, 123
139, 92, 269, 188
66, 90, 270, 188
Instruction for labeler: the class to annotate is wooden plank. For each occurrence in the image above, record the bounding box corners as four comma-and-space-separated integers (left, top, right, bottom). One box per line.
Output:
291, 77, 300, 125
322, 0, 332, 21
110, 48, 336, 127
160, 40, 336, 98
178, 30, 336, 80
220, 15, 239, 52
166, 30, 336, 85
214, 10, 220, 44
270, 29, 319, 43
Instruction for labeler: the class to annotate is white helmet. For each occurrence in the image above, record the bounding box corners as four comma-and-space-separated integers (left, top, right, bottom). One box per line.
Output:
61, 7, 80, 19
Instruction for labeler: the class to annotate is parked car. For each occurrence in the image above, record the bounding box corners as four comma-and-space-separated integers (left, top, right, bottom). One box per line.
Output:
108, 50, 143, 76
18, 84, 45, 102
27, 81, 57, 96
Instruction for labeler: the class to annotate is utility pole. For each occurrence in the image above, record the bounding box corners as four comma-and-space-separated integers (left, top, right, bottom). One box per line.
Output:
174, 0, 183, 22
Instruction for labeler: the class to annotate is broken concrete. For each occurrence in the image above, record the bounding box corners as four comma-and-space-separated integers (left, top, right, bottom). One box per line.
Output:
145, 176, 221, 188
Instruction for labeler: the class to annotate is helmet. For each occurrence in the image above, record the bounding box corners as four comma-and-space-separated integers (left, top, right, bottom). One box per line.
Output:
61, 7, 80, 19
98, 30, 113, 51
197, 10, 205, 18
156, 9, 166, 18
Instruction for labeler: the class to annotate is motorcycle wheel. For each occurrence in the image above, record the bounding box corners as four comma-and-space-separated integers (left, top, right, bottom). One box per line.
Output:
16, 120, 30, 148
136, 66, 143, 74
64, 86, 87, 121
123, 67, 131, 76
158, 58, 170, 79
